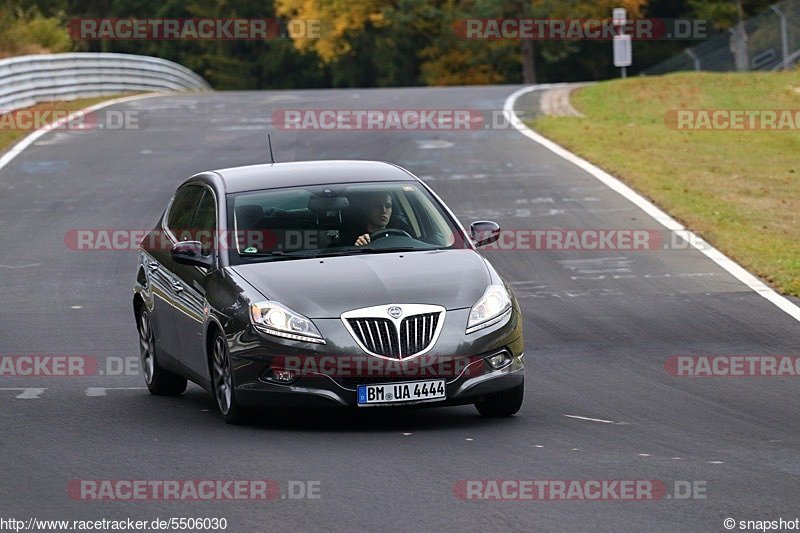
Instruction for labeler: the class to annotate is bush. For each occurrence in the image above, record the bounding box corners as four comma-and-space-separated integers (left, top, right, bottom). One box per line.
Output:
0, 8, 73, 58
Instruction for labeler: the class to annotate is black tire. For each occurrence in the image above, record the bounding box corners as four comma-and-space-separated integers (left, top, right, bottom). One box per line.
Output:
209, 331, 248, 424
138, 307, 187, 396
475, 382, 524, 417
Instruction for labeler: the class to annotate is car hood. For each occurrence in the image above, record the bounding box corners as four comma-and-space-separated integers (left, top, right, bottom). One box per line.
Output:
230, 249, 491, 318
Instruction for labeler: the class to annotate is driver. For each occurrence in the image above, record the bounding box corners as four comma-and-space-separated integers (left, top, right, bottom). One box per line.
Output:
354, 191, 393, 246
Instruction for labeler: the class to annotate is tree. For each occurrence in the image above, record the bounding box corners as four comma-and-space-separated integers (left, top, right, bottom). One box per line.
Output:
275, 0, 650, 85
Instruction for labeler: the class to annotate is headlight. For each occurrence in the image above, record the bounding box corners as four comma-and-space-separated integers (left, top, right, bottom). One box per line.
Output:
466, 284, 512, 334
250, 301, 325, 344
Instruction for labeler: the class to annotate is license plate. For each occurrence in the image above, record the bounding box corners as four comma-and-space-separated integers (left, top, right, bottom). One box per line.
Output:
357, 379, 446, 406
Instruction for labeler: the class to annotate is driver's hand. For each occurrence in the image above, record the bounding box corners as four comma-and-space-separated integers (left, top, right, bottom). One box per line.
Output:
355, 233, 371, 246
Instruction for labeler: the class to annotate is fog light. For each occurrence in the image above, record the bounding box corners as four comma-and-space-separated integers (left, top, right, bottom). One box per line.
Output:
487, 351, 512, 370
266, 369, 296, 383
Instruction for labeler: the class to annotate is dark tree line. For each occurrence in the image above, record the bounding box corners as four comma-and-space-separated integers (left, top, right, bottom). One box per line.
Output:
6, 0, 778, 89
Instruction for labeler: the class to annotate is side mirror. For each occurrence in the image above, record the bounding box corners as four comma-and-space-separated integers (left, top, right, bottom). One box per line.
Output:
470, 220, 501, 247
170, 241, 214, 268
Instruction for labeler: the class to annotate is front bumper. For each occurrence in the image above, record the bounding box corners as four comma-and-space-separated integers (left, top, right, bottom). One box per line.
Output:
235, 352, 524, 408
229, 307, 524, 408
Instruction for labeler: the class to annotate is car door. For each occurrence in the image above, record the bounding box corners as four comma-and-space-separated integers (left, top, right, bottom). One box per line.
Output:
142, 247, 181, 365
172, 186, 218, 381
153, 184, 205, 366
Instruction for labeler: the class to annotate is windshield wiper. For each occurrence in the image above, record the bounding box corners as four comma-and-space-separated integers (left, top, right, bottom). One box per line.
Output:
243, 246, 437, 260
239, 250, 313, 260
309, 248, 366, 258
359, 246, 419, 254
311, 246, 434, 258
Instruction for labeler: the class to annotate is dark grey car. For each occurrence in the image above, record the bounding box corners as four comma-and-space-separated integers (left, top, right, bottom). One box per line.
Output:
133, 160, 524, 423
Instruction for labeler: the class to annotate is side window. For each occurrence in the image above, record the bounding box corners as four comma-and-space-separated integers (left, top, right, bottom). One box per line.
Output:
167, 185, 204, 237
192, 190, 217, 256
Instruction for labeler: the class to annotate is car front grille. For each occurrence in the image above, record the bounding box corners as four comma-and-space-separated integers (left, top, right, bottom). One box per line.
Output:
400, 312, 439, 356
345, 309, 443, 359
347, 317, 400, 358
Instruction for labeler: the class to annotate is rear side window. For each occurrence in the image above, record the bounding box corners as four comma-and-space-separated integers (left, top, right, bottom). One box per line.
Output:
167, 185, 204, 233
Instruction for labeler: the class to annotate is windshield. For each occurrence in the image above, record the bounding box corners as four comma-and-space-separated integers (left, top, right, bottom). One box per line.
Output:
226, 181, 468, 263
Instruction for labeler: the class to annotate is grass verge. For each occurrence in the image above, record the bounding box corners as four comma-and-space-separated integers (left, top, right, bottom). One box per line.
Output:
0, 95, 137, 153
532, 71, 800, 297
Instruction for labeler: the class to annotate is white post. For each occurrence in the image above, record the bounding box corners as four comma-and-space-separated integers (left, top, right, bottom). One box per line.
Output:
612, 8, 632, 77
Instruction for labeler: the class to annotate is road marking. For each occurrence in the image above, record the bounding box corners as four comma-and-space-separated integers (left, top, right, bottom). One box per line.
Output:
638, 453, 651, 457
511, 286, 625, 300
504, 84, 800, 324
0, 263, 41, 269
564, 414, 627, 425
0, 93, 164, 178
571, 272, 718, 281
415, 140, 454, 149
0, 388, 46, 399
515, 197, 555, 204
214, 125, 267, 131
85, 387, 147, 397
33, 133, 72, 146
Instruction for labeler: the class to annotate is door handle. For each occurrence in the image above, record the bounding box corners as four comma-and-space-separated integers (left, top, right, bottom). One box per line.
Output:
147, 261, 159, 271
171, 282, 184, 293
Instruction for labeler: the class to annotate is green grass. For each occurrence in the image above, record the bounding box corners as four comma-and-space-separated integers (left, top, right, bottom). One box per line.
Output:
0, 95, 134, 153
532, 70, 800, 297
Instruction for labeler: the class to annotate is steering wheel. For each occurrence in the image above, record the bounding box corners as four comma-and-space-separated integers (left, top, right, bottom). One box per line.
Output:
369, 228, 413, 241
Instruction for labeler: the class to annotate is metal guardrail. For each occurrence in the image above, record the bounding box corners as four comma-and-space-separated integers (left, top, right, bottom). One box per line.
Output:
0, 52, 211, 112
645, 0, 800, 74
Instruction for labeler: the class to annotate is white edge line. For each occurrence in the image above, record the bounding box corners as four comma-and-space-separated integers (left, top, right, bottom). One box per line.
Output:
0, 92, 167, 172
504, 84, 800, 324
563, 414, 619, 424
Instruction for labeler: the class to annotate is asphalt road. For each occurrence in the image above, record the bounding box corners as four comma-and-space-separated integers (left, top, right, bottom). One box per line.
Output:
1, 86, 799, 532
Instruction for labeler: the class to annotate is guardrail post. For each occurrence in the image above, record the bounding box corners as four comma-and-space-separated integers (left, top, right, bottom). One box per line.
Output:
769, 4, 790, 69
685, 49, 701, 71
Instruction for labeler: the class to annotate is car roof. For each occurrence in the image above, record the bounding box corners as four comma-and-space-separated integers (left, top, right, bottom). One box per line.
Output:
209, 160, 417, 193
